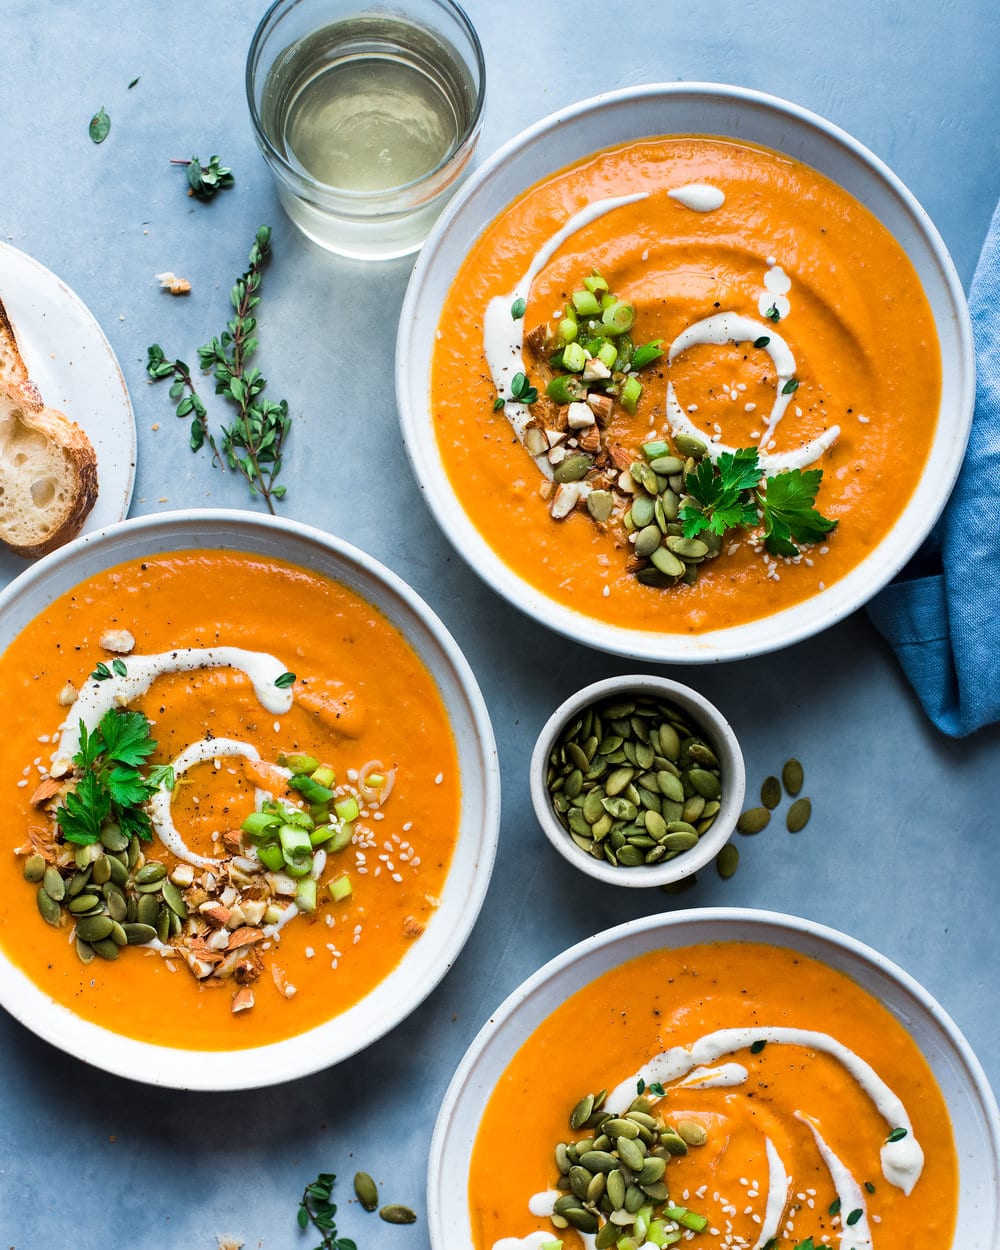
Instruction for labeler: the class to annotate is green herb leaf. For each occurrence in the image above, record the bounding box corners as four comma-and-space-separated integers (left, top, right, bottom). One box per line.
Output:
112, 658, 128, 678
108, 766, 151, 809
275, 671, 296, 689
492, 396, 505, 411
176, 154, 235, 201
753, 335, 770, 349
91, 661, 113, 681
298, 1171, 349, 1250
89, 106, 110, 144
98, 708, 157, 766
647, 1081, 666, 1096
846, 1209, 863, 1226
864, 1180, 876, 1195
781, 377, 800, 395
510, 297, 526, 319
750, 1038, 767, 1054
509, 372, 538, 404
56, 770, 109, 845
680, 447, 761, 538
636, 1078, 646, 1094
886, 1126, 908, 1143
829, 1197, 841, 1216
757, 467, 837, 557
128, 77, 140, 89
765, 304, 781, 322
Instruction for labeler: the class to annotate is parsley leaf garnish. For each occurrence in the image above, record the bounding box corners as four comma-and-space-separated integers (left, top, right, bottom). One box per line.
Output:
55, 708, 170, 846
756, 467, 837, 557
681, 447, 761, 537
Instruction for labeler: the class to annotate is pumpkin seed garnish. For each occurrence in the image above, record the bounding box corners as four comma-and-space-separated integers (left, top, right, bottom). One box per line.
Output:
353, 1171, 379, 1212
760, 775, 782, 809
736, 806, 771, 835
786, 796, 812, 832
379, 1204, 417, 1225
716, 843, 739, 879
782, 757, 804, 796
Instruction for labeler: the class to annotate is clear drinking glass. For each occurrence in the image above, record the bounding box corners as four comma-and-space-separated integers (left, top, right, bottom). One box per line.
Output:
247, 0, 485, 259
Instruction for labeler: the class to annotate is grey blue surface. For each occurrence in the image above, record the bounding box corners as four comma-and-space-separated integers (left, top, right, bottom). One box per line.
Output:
2, 1, 1000, 1246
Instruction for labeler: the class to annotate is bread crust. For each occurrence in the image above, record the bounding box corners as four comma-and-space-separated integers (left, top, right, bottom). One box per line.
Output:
0, 381, 99, 558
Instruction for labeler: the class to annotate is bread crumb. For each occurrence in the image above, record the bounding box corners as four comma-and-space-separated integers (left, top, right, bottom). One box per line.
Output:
156, 271, 191, 295
217, 1238, 244, 1250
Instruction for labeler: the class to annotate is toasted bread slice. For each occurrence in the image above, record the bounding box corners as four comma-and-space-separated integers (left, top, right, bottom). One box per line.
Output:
0, 295, 43, 405
0, 381, 98, 557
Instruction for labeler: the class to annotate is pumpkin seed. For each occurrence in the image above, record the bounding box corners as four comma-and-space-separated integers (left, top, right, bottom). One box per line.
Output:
161, 881, 188, 918
564, 1207, 599, 1235
37, 887, 62, 927
122, 922, 157, 945
676, 1120, 708, 1146
570, 1093, 595, 1130
100, 824, 129, 852
354, 1172, 379, 1212
716, 843, 739, 879
674, 432, 708, 459
649, 546, 685, 578
688, 768, 721, 800
587, 490, 614, 523
91, 937, 120, 961
786, 797, 812, 832
629, 496, 655, 528
378, 1204, 417, 1225
135, 861, 167, 885
43, 866, 65, 902
67, 893, 102, 914
760, 775, 782, 808
554, 453, 593, 483
634, 525, 662, 558
617, 1136, 646, 1171
106, 890, 128, 924
782, 757, 804, 796
137, 893, 160, 927
737, 807, 771, 835
569, 1165, 593, 1201
75, 937, 95, 965
23, 853, 46, 883
76, 914, 114, 943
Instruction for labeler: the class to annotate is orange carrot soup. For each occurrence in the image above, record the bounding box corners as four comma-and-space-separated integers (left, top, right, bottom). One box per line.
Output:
431, 136, 941, 633
0, 551, 460, 1048
471, 942, 957, 1250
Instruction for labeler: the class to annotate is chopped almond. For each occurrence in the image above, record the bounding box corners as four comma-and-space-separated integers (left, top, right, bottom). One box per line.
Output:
402, 915, 425, 939
231, 986, 255, 1013
198, 903, 231, 928
227, 926, 265, 949
99, 628, 136, 653
57, 681, 77, 707
156, 272, 192, 296
29, 777, 62, 806
271, 964, 297, 998
221, 829, 244, 853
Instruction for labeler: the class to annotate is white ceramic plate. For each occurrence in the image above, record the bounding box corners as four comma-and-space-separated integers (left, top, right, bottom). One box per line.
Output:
397, 83, 974, 662
0, 510, 500, 1090
0, 241, 136, 583
428, 908, 1000, 1248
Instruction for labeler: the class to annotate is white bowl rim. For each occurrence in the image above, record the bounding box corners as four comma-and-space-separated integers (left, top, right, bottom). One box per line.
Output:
426, 905, 1000, 1247
397, 80, 975, 663
0, 508, 501, 1090
529, 675, 746, 887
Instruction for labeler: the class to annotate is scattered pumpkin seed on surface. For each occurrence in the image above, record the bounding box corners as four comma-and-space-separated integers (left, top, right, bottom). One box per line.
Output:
354, 1171, 379, 1212
782, 757, 804, 796
379, 1204, 417, 1225
716, 843, 739, 879
760, 775, 782, 809
736, 806, 770, 835
786, 797, 812, 832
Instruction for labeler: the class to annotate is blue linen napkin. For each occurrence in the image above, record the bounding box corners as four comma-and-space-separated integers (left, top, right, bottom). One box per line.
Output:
868, 197, 1000, 736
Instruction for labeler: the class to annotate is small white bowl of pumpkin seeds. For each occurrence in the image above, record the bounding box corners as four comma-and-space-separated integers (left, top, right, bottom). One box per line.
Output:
531, 675, 745, 888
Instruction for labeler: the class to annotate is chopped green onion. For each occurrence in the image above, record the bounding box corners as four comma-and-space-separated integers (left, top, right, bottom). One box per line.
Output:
295, 877, 318, 913
334, 796, 360, 823
279, 752, 319, 775
328, 873, 353, 902
630, 340, 664, 370
583, 272, 609, 295
257, 842, 285, 872
663, 1206, 708, 1233
558, 316, 578, 344
242, 811, 281, 838
311, 764, 336, 788
546, 375, 587, 405
279, 823, 313, 859
572, 289, 601, 317
620, 374, 642, 414
310, 825, 334, 848
597, 341, 618, 370
324, 822, 354, 854
562, 341, 587, 372
288, 774, 335, 804
601, 299, 636, 335
642, 440, 671, 460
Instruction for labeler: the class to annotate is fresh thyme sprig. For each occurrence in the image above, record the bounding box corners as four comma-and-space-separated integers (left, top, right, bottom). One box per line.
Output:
297, 1172, 357, 1250
56, 707, 174, 847
171, 154, 235, 200
146, 226, 292, 514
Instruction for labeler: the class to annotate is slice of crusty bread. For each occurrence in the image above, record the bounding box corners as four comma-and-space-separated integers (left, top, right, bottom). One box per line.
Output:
0, 295, 43, 405
0, 380, 98, 557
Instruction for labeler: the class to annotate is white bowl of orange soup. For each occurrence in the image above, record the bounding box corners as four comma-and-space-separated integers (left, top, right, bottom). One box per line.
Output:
428, 909, 1000, 1249
0, 510, 500, 1089
397, 83, 974, 661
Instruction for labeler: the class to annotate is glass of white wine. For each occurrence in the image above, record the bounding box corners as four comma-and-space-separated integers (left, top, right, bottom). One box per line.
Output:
247, 0, 485, 259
